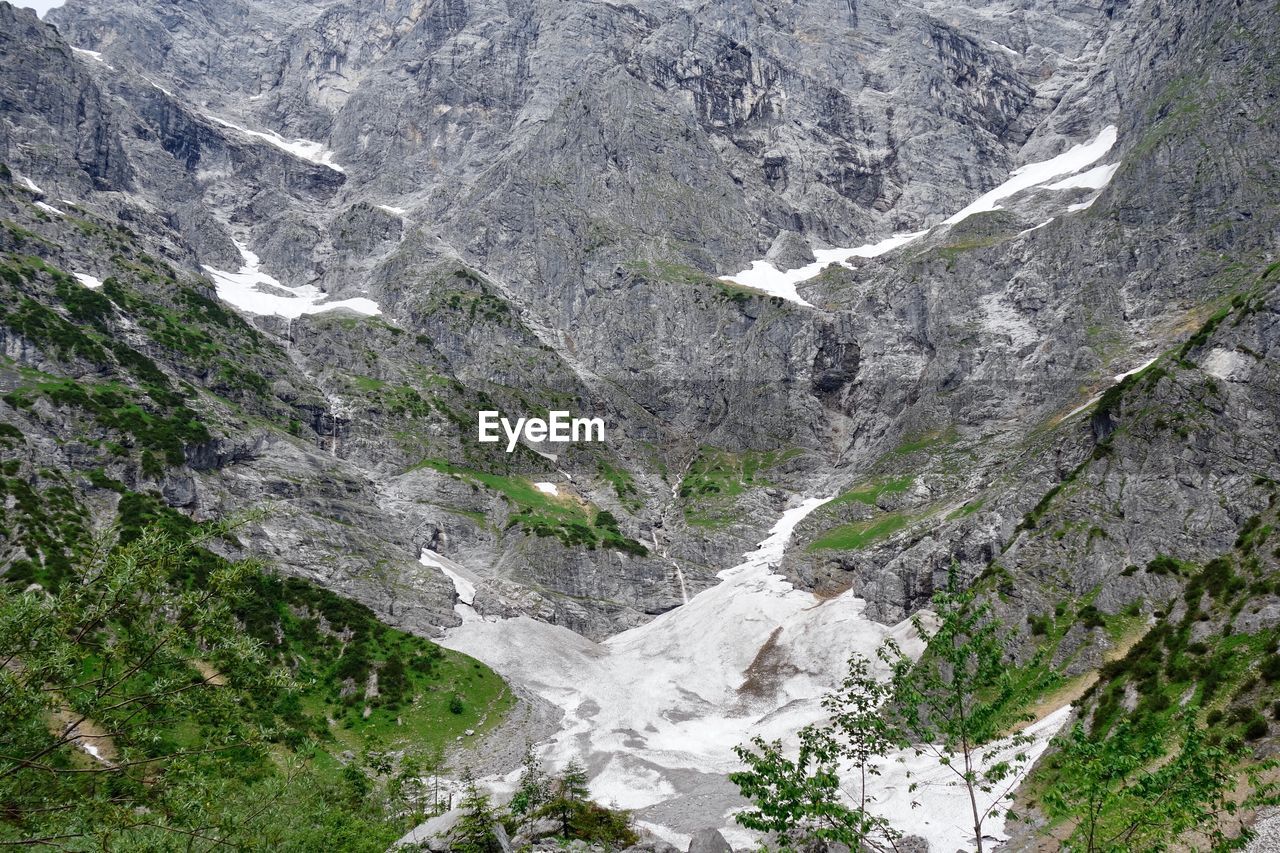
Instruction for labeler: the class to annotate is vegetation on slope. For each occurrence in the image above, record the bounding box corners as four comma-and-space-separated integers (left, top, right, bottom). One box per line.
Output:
679, 445, 803, 528
413, 458, 647, 555
0, 507, 512, 850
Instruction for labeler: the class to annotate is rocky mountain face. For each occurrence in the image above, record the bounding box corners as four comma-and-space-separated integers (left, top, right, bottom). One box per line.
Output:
2, 0, 1280, 838
3, 0, 1276, 637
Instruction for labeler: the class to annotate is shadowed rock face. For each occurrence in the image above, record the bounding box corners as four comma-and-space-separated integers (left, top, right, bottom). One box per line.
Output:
4, 0, 1278, 656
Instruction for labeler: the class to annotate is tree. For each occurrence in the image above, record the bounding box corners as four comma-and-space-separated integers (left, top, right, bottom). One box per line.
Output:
453, 768, 501, 853
732, 724, 893, 852
509, 744, 550, 828
731, 648, 904, 852
1044, 715, 1268, 851
886, 573, 1042, 853
0, 525, 288, 847
824, 646, 905, 843
541, 758, 591, 836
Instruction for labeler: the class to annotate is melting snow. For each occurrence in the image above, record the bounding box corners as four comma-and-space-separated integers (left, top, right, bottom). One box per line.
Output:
35, 201, 64, 216
1046, 162, 1120, 191
71, 47, 113, 69
202, 240, 381, 318
943, 125, 1117, 225
16, 175, 43, 195
433, 497, 1065, 848
73, 273, 103, 289
721, 231, 928, 306
1113, 356, 1158, 383
1063, 356, 1160, 420
421, 549, 482, 623
1018, 218, 1055, 237
533, 481, 559, 496
377, 204, 408, 216
719, 125, 1119, 305
77, 740, 113, 765
204, 114, 345, 173
1067, 197, 1101, 212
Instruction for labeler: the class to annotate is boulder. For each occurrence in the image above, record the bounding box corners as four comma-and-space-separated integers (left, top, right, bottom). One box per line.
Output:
687, 829, 733, 853
493, 822, 513, 853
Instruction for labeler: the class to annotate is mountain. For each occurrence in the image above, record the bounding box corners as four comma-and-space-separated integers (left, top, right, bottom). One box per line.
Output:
2, 0, 1279, 848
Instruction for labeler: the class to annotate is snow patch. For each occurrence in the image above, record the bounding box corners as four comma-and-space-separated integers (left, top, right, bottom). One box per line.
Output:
71, 47, 114, 69
16, 174, 43, 195
1063, 356, 1160, 420
867, 706, 1071, 850
720, 231, 928, 306
943, 125, 1117, 225
421, 549, 483, 623
73, 273, 103, 290
1067, 196, 1101, 212
377, 204, 408, 216
1046, 162, 1119, 191
203, 240, 380, 319
590, 758, 677, 810
204, 114, 345, 172
438, 494, 1062, 848
438, 498, 931, 841
1018, 218, 1054, 237
533, 481, 559, 496
718, 126, 1119, 303
78, 740, 113, 765
1114, 356, 1158, 383
35, 201, 64, 216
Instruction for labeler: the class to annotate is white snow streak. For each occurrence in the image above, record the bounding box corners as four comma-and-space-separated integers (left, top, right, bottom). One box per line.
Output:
35, 201, 64, 216
377, 204, 409, 216
1046, 162, 1120, 191
77, 740, 113, 765
73, 273, 103, 289
204, 114, 345, 172
1067, 197, 1101, 212
421, 549, 481, 623
720, 125, 1119, 305
721, 231, 928, 306
202, 240, 381, 318
1063, 356, 1160, 420
942, 125, 1117, 225
533, 481, 559, 496
1113, 356, 1158, 384
1018, 218, 1055, 237
16, 175, 43, 195
71, 47, 114, 69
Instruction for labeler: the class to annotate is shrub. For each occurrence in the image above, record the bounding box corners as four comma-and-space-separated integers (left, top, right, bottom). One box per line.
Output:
1245, 715, 1269, 741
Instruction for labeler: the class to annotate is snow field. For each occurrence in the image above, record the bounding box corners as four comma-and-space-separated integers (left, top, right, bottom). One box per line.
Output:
432, 497, 1069, 849
202, 240, 381, 319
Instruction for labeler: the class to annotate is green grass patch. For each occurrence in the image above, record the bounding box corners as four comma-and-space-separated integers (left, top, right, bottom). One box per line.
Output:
828, 476, 914, 508
947, 498, 985, 520
412, 459, 646, 555
680, 446, 802, 527
891, 427, 959, 457
808, 512, 912, 551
